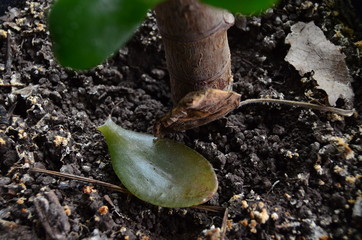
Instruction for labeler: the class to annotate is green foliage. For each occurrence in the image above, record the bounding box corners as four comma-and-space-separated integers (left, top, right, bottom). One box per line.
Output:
98, 119, 218, 208
48, 0, 160, 69
202, 0, 279, 14
49, 0, 278, 70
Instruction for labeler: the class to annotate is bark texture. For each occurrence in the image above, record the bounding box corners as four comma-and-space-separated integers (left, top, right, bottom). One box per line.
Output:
155, 0, 234, 103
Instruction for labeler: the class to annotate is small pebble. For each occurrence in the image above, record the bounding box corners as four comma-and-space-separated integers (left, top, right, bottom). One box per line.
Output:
82, 165, 91, 172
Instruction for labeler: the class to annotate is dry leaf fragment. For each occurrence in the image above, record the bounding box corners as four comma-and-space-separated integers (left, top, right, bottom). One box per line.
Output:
154, 89, 240, 136
285, 21, 354, 106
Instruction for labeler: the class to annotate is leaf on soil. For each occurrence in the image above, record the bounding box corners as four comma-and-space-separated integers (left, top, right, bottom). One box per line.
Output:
154, 89, 241, 137
98, 118, 218, 208
285, 21, 354, 106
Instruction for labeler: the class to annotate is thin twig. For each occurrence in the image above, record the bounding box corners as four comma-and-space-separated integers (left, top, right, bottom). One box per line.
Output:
266, 180, 280, 195
220, 208, 229, 239
29, 168, 224, 213
0, 83, 26, 87
191, 205, 225, 212
29, 168, 131, 194
239, 98, 355, 117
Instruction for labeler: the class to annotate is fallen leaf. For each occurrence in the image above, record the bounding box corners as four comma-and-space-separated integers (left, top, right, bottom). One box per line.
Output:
154, 89, 241, 136
285, 21, 354, 106
98, 118, 218, 208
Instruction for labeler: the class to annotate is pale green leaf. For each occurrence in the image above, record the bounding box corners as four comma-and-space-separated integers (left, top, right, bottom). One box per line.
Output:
98, 118, 218, 208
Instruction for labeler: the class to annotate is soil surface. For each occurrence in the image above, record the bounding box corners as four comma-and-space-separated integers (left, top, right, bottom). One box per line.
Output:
0, 0, 361, 239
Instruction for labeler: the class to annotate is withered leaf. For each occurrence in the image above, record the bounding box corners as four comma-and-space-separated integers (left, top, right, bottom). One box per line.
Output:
285, 21, 354, 106
154, 89, 240, 136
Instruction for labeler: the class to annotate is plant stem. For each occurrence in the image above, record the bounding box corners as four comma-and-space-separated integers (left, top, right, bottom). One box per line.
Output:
155, 0, 234, 103
239, 98, 355, 117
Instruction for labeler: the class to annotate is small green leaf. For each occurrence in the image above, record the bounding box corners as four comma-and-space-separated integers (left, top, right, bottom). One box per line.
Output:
97, 118, 218, 208
202, 0, 279, 14
49, 0, 160, 70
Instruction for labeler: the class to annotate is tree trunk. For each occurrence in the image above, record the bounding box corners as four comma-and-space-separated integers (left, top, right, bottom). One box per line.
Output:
154, 0, 234, 104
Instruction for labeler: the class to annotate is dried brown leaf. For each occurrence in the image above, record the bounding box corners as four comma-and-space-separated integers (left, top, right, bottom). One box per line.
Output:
285, 21, 354, 106
154, 89, 240, 136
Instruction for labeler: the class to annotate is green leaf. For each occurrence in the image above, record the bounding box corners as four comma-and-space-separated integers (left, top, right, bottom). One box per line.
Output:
97, 118, 218, 208
202, 0, 279, 14
49, 0, 159, 70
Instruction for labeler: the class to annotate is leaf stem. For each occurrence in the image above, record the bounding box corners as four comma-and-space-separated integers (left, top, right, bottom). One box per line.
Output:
239, 98, 355, 117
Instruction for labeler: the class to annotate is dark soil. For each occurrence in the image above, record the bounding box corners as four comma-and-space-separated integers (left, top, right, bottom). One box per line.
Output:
1, 0, 361, 239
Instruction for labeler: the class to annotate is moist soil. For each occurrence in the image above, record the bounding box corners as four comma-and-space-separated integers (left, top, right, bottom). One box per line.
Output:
0, 0, 361, 239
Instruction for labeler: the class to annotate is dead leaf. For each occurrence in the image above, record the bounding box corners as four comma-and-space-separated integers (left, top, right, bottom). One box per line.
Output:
154, 89, 240, 136
285, 21, 354, 106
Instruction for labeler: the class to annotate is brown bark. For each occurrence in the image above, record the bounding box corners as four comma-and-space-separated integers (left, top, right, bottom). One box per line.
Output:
155, 0, 234, 103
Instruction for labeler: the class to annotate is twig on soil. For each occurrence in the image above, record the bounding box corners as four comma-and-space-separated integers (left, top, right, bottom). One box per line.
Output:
29, 168, 131, 194
0, 83, 25, 87
104, 194, 122, 217
266, 180, 280, 195
240, 57, 254, 67
191, 205, 225, 212
239, 98, 355, 117
29, 168, 224, 213
220, 208, 229, 240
